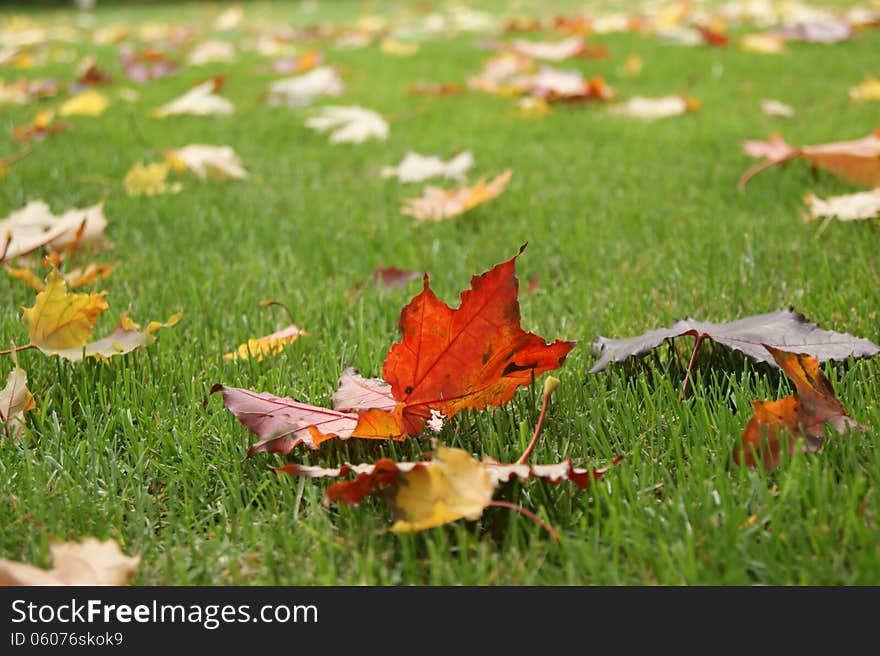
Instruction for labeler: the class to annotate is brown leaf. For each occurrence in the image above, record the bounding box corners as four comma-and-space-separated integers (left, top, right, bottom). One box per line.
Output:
42, 312, 181, 362
740, 129, 880, 188
735, 346, 864, 468
590, 308, 879, 373
0, 365, 34, 439
0, 537, 139, 586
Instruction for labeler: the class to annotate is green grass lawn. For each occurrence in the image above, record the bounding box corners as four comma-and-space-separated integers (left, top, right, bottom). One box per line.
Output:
1, 0, 879, 585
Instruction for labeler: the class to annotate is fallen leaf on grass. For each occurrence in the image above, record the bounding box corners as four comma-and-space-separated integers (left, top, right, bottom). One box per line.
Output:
776, 21, 852, 44
371, 266, 423, 290
401, 169, 512, 222
735, 346, 864, 468
19, 270, 180, 361
740, 129, 880, 188
522, 67, 613, 102
216, 247, 573, 452
118, 46, 179, 84
382, 151, 473, 183
352, 244, 574, 439
165, 144, 248, 180
741, 33, 786, 54
849, 76, 880, 103
305, 105, 388, 143
509, 36, 588, 61
610, 95, 698, 120
280, 444, 613, 533
152, 79, 234, 117
42, 312, 181, 363
380, 38, 420, 56
58, 89, 109, 117
187, 40, 236, 66
516, 96, 551, 118
123, 162, 182, 196
0, 537, 138, 586
224, 323, 307, 361
1, 201, 107, 263
408, 81, 461, 97
212, 384, 365, 456
761, 99, 794, 118
0, 365, 34, 439
804, 188, 880, 222
267, 66, 344, 107
12, 110, 69, 144
590, 308, 880, 373
21, 270, 108, 350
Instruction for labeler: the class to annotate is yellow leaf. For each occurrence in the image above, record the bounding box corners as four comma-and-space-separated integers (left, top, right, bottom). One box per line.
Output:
6, 262, 114, 292
402, 169, 513, 223
5, 266, 45, 291
58, 89, 110, 117
849, 76, 880, 103
21, 270, 108, 350
224, 323, 306, 361
123, 162, 182, 196
390, 446, 494, 533
380, 38, 420, 56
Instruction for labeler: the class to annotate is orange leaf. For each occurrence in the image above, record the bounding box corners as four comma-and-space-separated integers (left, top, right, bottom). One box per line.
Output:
740, 129, 880, 189
353, 245, 575, 439
736, 345, 864, 468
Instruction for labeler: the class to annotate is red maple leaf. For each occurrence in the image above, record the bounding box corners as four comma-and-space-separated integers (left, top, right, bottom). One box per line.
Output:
352, 244, 575, 439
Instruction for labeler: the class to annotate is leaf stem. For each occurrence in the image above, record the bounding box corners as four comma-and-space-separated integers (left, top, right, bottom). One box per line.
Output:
680, 334, 704, 401
490, 500, 561, 541
516, 376, 559, 465
259, 299, 296, 324
0, 344, 35, 357
737, 152, 799, 190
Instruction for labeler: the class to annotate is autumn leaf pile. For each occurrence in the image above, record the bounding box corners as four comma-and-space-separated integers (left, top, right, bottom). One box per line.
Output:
1, 0, 879, 584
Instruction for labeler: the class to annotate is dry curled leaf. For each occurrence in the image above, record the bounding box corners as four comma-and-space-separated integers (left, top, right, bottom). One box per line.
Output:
267, 66, 344, 107
590, 308, 880, 373
0, 365, 34, 439
0, 200, 108, 263
165, 144, 248, 180
805, 188, 880, 222
305, 105, 388, 144
740, 129, 880, 189
610, 95, 698, 120
223, 323, 306, 361
0, 537, 139, 586
509, 36, 588, 61
43, 312, 181, 363
736, 346, 864, 468
152, 79, 234, 117
402, 169, 513, 223
280, 444, 614, 533
381, 151, 473, 184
